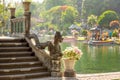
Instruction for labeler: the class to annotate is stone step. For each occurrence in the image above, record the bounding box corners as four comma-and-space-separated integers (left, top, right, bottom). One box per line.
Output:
0, 61, 42, 69
0, 52, 33, 57
0, 38, 26, 43
0, 72, 50, 79
0, 37, 51, 79
0, 47, 31, 52
0, 56, 38, 63
0, 67, 48, 75
0, 42, 28, 47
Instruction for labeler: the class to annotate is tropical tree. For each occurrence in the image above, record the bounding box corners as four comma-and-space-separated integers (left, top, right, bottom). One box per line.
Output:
0, 4, 4, 27
40, 5, 78, 30
43, 0, 66, 10
0, 4, 9, 26
81, 0, 120, 19
109, 20, 120, 29
87, 15, 97, 27
98, 10, 119, 29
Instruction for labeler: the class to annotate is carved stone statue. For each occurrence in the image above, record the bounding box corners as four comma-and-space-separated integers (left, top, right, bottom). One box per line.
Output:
29, 31, 63, 77
29, 32, 63, 58
48, 31, 63, 59
47, 31, 63, 77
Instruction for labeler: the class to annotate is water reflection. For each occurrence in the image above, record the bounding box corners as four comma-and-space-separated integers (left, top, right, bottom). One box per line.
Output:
62, 41, 120, 74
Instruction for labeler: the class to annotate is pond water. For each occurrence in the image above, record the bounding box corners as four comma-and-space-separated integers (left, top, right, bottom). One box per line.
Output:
61, 41, 120, 74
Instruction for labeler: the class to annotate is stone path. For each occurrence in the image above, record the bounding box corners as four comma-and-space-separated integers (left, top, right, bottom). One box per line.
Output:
77, 72, 120, 80
32, 72, 120, 80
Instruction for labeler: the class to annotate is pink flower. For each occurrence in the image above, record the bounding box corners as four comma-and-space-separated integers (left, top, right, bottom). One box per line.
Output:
63, 46, 83, 60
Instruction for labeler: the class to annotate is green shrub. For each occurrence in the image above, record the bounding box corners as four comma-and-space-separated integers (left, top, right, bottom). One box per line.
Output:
82, 30, 87, 36
98, 10, 119, 29
112, 31, 118, 37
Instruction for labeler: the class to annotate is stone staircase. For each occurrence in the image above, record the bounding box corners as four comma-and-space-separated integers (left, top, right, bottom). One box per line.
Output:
0, 38, 51, 79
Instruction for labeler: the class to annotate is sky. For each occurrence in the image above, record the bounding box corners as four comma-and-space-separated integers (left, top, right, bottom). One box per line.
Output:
0, 0, 44, 6
4, 0, 44, 4
6, 0, 44, 3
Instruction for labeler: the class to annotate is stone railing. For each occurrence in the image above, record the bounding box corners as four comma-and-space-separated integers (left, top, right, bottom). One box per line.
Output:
10, 17, 25, 36
9, 2, 31, 37
25, 34, 51, 70
9, 2, 63, 77
25, 32, 63, 77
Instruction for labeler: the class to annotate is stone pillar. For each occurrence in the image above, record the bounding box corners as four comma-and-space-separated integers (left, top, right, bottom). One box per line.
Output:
9, 8, 16, 35
9, 8, 16, 19
23, 2, 31, 36
23, 2, 31, 12
51, 59, 62, 77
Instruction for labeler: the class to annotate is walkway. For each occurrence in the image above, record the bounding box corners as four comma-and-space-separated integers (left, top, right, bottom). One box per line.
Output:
32, 72, 120, 80
77, 72, 120, 80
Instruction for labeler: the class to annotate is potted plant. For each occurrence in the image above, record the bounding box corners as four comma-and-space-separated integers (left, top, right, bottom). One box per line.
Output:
23, 0, 32, 11
63, 46, 83, 77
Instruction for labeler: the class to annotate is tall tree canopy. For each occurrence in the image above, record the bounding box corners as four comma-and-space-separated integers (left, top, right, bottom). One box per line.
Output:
98, 10, 119, 29
81, 0, 120, 19
87, 15, 97, 27
39, 5, 78, 30
43, 0, 66, 10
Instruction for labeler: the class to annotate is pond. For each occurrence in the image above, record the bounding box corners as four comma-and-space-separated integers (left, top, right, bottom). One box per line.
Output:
61, 41, 120, 74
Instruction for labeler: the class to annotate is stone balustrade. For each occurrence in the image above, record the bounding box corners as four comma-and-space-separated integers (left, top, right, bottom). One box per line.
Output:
9, 2, 63, 77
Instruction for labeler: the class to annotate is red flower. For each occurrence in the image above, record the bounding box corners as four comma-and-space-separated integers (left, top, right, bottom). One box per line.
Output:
60, 5, 68, 11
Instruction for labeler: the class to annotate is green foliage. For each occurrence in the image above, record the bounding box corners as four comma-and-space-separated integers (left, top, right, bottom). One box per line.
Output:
82, 30, 87, 36
0, 4, 4, 14
45, 6, 78, 30
16, 8, 24, 17
43, 0, 66, 10
87, 15, 98, 27
30, 2, 44, 17
47, 23, 58, 30
79, 0, 120, 19
74, 22, 81, 27
98, 10, 119, 29
0, 4, 10, 28
0, 21, 2, 27
112, 30, 118, 37
62, 6, 78, 24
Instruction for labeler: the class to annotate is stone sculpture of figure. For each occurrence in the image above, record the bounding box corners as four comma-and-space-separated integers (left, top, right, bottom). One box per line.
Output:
48, 31, 63, 59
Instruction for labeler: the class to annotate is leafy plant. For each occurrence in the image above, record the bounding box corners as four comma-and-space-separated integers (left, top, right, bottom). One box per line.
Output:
82, 30, 87, 36
112, 30, 118, 37
87, 15, 98, 27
